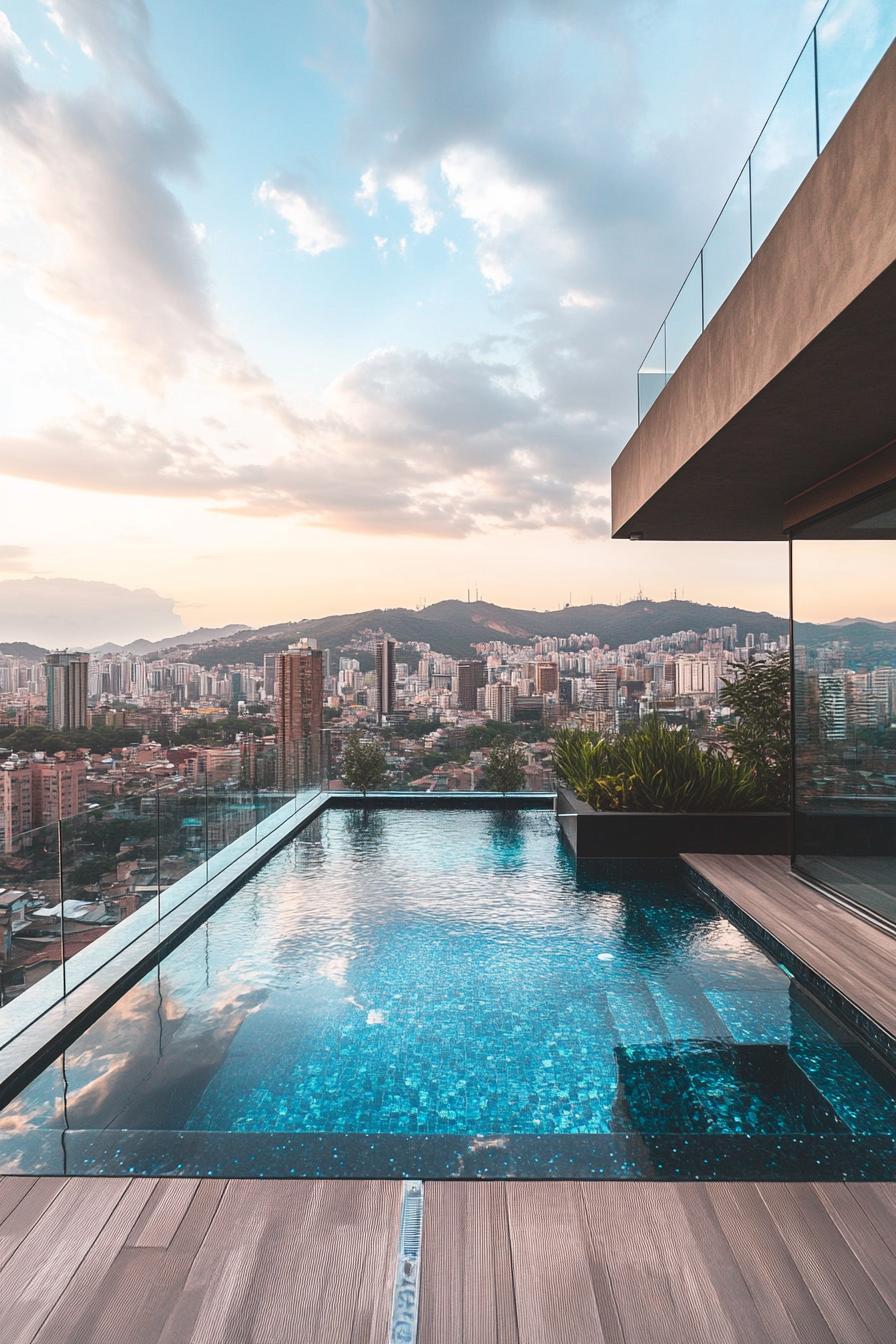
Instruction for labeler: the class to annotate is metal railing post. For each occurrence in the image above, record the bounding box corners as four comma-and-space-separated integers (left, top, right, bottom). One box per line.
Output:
57, 819, 66, 997
813, 25, 821, 157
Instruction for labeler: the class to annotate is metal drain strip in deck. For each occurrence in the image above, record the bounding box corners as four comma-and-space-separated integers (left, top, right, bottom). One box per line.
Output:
389, 1179, 424, 1342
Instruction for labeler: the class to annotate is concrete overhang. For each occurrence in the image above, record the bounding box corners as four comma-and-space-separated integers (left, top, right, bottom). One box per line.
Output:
611, 40, 896, 541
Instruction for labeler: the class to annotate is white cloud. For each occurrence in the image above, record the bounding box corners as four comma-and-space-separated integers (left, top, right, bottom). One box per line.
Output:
441, 145, 547, 240
373, 234, 388, 250
0, 342, 613, 539
0, 11, 34, 63
559, 289, 604, 310
387, 171, 439, 234
257, 179, 345, 256
0, 1, 218, 384
0, 545, 31, 573
0, 576, 182, 647
355, 167, 379, 214
441, 145, 548, 290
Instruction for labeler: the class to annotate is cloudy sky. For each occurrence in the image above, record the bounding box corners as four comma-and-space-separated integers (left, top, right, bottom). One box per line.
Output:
0, 0, 883, 640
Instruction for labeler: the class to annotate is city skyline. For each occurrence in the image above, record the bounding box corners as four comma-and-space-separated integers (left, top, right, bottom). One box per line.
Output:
1, 0, 862, 632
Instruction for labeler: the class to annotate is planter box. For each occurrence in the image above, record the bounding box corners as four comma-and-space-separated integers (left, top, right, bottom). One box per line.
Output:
555, 785, 789, 859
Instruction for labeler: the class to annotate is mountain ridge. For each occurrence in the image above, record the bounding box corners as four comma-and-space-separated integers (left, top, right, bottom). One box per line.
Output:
145, 598, 896, 664
4, 599, 895, 665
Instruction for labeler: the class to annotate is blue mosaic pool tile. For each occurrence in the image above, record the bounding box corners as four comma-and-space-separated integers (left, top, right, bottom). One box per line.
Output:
705, 989, 793, 1046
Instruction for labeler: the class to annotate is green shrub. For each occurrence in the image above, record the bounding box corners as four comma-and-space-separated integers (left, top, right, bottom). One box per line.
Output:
341, 732, 388, 794
553, 718, 768, 813
483, 740, 527, 793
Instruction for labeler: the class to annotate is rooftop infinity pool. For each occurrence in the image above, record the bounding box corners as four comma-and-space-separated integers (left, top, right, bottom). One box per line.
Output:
1, 808, 894, 1179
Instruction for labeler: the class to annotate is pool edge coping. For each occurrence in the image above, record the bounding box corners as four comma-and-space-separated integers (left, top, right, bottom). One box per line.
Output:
681, 860, 896, 1071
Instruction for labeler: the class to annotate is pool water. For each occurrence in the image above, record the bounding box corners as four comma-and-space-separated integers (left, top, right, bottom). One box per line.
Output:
2, 809, 895, 1179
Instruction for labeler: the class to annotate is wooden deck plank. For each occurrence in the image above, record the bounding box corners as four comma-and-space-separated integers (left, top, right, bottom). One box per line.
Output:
504, 1182, 608, 1344
74, 1181, 229, 1344
758, 1184, 896, 1344
129, 1178, 199, 1248
156, 1178, 399, 1344
581, 1182, 743, 1344
705, 1183, 839, 1344
0, 1178, 131, 1344
682, 854, 896, 1037
418, 1182, 519, 1344
0, 1177, 37, 1226
421, 1180, 896, 1344
814, 1186, 896, 1315
30, 1181, 156, 1344
0, 1178, 67, 1273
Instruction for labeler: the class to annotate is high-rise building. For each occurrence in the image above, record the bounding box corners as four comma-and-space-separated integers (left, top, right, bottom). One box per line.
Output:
45, 651, 89, 731
375, 638, 396, 722
30, 758, 87, 826
535, 662, 559, 695
263, 653, 278, 701
274, 644, 324, 790
818, 674, 848, 740
0, 762, 33, 854
457, 659, 486, 711
485, 682, 515, 723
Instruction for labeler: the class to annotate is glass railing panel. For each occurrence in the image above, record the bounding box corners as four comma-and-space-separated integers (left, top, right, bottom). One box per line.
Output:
205, 786, 259, 882
637, 326, 666, 420
702, 164, 751, 325
60, 793, 163, 990
749, 37, 818, 253
664, 258, 703, 379
816, 0, 895, 149
156, 786, 209, 915
0, 819, 61, 1010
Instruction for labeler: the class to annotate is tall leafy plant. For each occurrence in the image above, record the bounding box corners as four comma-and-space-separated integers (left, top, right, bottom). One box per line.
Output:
719, 653, 790, 809
553, 718, 767, 813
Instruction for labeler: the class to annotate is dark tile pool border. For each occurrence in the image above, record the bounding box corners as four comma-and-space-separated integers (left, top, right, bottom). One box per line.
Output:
326, 791, 554, 810
5, 1127, 895, 1182
683, 862, 896, 1072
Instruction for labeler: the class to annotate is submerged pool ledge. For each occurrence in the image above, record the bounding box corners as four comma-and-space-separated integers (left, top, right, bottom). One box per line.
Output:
0, 789, 331, 1108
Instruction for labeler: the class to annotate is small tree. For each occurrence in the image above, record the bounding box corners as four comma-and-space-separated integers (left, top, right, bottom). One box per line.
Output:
341, 732, 388, 795
483, 739, 527, 794
719, 653, 790, 809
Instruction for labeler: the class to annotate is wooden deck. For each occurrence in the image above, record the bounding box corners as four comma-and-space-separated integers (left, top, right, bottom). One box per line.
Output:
682, 854, 896, 1039
419, 1181, 896, 1344
0, 1175, 400, 1343
0, 1174, 894, 1343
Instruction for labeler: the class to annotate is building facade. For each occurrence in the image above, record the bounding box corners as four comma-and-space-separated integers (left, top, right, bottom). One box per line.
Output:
274, 644, 324, 790
45, 651, 89, 731
611, 37, 896, 927
456, 659, 486, 711
375, 638, 396, 722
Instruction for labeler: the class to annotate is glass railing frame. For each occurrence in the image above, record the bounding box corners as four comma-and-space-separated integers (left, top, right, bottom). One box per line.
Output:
636, 0, 895, 421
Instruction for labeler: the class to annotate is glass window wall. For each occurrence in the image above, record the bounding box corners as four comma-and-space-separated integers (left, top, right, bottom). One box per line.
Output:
791, 483, 896, 925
